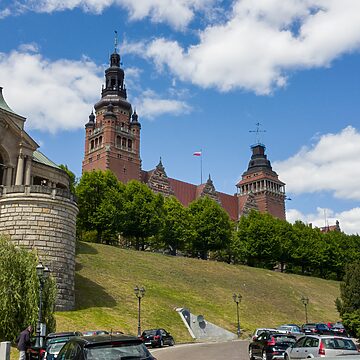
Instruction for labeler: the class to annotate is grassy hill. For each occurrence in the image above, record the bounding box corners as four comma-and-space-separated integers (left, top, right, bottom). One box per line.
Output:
55, 242, 341, 341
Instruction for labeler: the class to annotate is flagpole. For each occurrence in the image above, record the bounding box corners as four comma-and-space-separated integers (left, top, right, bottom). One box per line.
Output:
200, 148, 203, 184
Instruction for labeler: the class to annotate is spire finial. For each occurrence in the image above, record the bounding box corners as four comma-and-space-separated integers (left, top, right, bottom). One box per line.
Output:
114, 30, 118, 54
249, 122, 266, 145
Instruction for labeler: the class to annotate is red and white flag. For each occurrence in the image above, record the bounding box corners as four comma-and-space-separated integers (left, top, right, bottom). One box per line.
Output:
193, 151, 202, 156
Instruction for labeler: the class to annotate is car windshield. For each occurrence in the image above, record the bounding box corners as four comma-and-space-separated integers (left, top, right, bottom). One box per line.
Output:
48, 342, 67, 354
142, 330, 157, 336
322, 338, 357, 350
273, 335, 296, 344
85, 343, 152, 360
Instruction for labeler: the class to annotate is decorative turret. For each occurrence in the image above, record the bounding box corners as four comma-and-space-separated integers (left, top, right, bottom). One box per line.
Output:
85, 110, 95, 128
104, 102, 116, 119
101, 32, 127, 99
131, 110, 141, 128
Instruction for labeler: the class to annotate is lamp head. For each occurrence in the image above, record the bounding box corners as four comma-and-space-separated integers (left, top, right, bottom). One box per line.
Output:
36, 262, 44, 278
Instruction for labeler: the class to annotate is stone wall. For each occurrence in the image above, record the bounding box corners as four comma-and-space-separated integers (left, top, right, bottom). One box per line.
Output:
0, 186, 78, 311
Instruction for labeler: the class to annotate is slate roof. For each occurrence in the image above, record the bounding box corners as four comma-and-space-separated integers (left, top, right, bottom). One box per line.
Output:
33, 150, 61, 170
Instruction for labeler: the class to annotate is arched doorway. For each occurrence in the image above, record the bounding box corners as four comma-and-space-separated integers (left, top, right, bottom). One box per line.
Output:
0, 153, 4, 186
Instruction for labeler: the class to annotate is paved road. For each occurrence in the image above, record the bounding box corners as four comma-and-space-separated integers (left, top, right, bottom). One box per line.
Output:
151, 340, 249, 360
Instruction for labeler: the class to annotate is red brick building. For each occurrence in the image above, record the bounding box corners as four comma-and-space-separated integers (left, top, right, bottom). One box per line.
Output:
82, 48, 286, 221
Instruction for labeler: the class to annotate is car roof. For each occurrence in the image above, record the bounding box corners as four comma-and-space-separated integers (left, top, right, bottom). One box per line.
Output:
47, 332, 81, 338
69, 334, 142, 347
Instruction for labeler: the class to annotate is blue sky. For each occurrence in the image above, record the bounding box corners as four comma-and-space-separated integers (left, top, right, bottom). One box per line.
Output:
1, 0, 360, 233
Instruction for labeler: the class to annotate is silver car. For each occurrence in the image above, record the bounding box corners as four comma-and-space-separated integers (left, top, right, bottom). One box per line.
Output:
285, 335, 358, 359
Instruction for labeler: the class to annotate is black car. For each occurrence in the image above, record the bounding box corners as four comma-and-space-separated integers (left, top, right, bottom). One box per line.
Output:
249, 331, 297, 360
29, 331, 83, 360
140, 329, 175, 348
57, 334, 156, 360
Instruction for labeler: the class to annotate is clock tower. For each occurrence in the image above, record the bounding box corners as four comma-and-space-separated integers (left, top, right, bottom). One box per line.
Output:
82, 43, 141, 183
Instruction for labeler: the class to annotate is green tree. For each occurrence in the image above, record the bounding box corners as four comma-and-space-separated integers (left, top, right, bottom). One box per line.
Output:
120, 180, 164, 250
188, 196, 232, 260
235, 210, 280, 269
59, 164, 77, 193
76, 170, 124, 243
0, 236, 56, 341
157, 196, 194, 255
336, 262, 360, 337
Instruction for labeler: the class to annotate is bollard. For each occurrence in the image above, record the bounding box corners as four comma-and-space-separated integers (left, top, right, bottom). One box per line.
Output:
0, 342, 11, 360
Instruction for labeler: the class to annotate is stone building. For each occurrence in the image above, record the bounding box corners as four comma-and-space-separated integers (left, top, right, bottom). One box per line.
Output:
82, 47, 286, 221
0, 87, 78, 310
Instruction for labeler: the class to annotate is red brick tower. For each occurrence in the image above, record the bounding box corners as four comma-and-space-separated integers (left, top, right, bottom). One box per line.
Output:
82, 45, 141, 183
237, 144, 286, 220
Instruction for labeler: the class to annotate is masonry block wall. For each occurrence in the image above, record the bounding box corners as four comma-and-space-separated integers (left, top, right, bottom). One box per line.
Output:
0, 186, 78, 311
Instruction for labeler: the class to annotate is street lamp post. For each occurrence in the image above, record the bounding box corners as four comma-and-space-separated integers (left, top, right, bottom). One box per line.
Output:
233, 293, 242, 338
35, 262, 50, 349
301, 296, 309, 323
134, 285, 146, 337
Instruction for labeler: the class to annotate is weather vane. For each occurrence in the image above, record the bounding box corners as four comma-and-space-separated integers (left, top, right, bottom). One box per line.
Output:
114, 30, 118, 53
249, 122, 266, 145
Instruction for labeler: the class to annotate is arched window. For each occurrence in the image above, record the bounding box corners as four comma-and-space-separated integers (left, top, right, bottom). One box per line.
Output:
117, 136, 121, 147
95, 138, 98, 148
99, 136, 102, 147
91, 140, 94, 150
122, 138, 126, 147
128, 139, 132, 149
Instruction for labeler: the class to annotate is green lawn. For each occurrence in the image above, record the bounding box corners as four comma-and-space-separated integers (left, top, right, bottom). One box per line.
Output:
55, 242, 341, 342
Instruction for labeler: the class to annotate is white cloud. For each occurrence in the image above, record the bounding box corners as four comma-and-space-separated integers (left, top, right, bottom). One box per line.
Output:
286, 207, 360, 235
0, 7, 11, 19
14, 0, 216, 29
0, 47, 102, 133
126, 0, 360, 93
134, 89, 192, 119
274, 126, 360, 201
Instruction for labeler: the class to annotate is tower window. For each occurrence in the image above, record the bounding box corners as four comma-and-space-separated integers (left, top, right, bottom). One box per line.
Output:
89, 157, 92, 163
122, 138, 127, 147
97, 154, 100, 160
99, 136, 103, 146
117, 136, 121, 147
91, 140, 94, 150
95, 138, 98, 148
128, 139, 132, 149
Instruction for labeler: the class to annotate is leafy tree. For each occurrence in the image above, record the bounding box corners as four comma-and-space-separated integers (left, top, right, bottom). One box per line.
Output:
0, 236, 56, 341
336, 262, 360, 337
235, 210, 280, 269
157, 196, 194, 255
120, 180, 164, 250
76, 170, 124, 243
188, 196, 232, 260
59, 164, 77, 193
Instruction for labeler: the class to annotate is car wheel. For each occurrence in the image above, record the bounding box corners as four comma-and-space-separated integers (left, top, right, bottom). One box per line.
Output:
262, 351, 267, 360
160, 339, 164, 348
249, 348, 254, 360
169, 339, 175, 346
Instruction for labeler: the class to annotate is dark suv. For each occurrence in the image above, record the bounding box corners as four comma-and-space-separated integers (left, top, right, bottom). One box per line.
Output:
249, 331, 297, 360
57, 334, 156, 360
140, 329, 175, 348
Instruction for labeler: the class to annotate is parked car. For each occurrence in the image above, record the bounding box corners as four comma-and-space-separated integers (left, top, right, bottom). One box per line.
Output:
301, 323, 333, 335
46, 332, 83, 346
57, 334, 156, 360
249, 331, 297, 360
331, 323, 348, 337
29, 332, 82, 360
253, 329, 278, 341
140, 329, 175, 348
301, 324, 317, 334
43, 337, 73, 360
277, 325, 302, 335
284, 335, 359, 360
